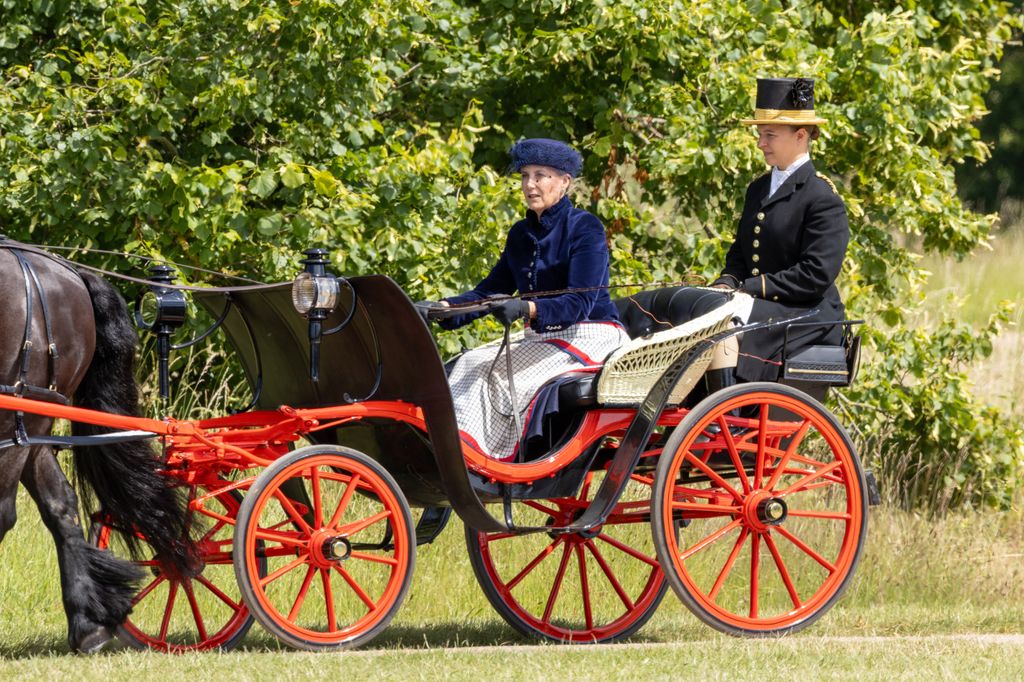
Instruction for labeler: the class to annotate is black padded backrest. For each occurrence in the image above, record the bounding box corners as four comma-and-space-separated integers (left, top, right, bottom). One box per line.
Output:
614, 286, 728, 339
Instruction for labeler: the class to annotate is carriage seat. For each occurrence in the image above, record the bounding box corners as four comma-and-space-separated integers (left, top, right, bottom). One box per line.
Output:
614, 286, 729, 340
554, 287, 750, 409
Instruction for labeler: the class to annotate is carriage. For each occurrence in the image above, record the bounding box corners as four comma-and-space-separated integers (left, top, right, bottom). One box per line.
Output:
0, 243, 872, 652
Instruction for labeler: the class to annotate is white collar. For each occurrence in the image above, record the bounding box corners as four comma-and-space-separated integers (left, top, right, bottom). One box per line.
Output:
769, 153, 810, 197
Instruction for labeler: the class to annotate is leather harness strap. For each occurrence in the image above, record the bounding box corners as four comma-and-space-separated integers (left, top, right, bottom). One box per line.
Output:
0, 246, 70, 413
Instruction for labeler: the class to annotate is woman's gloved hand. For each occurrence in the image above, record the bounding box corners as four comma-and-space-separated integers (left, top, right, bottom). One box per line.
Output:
490, 299, 531, 326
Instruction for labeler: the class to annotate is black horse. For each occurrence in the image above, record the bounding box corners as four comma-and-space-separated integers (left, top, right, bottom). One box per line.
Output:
0, 245, 193, 653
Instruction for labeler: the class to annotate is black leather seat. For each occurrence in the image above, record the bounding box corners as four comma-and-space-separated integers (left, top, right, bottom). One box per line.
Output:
614, 286, 729, 339
557, 287, 729, 408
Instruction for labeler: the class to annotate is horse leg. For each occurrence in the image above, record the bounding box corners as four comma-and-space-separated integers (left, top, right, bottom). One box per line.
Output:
0, 448, 29, 543
20, 445, 143, 653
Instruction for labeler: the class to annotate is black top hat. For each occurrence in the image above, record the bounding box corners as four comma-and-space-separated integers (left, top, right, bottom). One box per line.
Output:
740, 77, 826, 126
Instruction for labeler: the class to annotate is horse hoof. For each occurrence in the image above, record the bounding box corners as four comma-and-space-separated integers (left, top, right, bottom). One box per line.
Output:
75, 625, 114, 654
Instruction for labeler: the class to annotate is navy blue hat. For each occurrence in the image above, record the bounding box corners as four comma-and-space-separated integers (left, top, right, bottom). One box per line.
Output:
508, 138, 583, 177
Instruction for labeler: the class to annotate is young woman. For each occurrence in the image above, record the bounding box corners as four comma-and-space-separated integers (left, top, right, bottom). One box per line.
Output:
646, 77, 849, 391
427, 138, 627, 460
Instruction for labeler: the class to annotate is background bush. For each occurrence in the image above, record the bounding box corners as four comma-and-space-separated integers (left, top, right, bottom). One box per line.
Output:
1, 0, 1021, 511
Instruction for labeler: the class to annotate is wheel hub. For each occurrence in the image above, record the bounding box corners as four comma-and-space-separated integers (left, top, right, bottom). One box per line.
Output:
741, 490, 788, 531
309, 529, 352, 567
321, 536, 352, 561
758, 498, 788, 525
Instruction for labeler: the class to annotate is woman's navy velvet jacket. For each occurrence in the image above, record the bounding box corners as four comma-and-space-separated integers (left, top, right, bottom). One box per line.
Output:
440, 196, 619, 332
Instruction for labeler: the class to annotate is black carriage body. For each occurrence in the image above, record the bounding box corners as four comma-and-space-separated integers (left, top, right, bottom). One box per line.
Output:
195, 277, 476, 509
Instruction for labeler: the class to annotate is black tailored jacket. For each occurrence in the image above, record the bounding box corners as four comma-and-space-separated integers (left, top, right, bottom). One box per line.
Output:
713, 160, 849, 381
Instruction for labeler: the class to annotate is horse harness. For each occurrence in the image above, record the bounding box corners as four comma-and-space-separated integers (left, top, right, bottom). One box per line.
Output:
0, 238, 83, 449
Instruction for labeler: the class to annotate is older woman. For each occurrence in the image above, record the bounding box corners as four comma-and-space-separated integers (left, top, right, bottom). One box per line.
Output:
428, 138, 627, 461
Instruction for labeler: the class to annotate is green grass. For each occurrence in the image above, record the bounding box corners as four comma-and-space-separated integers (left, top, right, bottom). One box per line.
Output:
922, 228, 1024, 326
1, 484, 1021, 679
920, 227, 1024, 415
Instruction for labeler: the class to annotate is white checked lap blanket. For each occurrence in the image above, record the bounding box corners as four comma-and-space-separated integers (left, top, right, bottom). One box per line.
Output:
447, 321, 629, 461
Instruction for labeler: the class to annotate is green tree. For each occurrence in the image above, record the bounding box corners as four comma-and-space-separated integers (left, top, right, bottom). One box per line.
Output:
957, 43, 1024, 217
1, 0, 1021, 509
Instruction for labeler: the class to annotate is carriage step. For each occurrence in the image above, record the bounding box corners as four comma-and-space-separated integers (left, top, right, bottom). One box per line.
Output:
415, 506, 452, 545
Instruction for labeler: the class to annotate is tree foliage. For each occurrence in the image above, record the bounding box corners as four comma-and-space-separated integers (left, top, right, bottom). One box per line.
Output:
1, 0, 1021, 509
958, 42, 1024, 217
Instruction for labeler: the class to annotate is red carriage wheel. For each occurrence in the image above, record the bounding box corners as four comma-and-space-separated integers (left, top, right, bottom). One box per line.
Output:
466, 468, 667, 643
233, 445, 415, 651
651, 382, 868, 636
90, 485, 257, 652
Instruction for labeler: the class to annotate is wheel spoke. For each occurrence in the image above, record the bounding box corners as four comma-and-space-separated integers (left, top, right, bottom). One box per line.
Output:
779, 461, 843, 497
321, 568, 337, 633
671, 501, 741, 516
507, 538, 561, 590
131, 574, 166, 606
787, 509, 852, 520
584, 540, 635, 611
253, 527, 306, 548
718, 415, 751, 493
199, 517, 229, 544
336, 509, 391, 537
259, 555, 308, 588
182, 579, 209, 642
288, 565, 318, 623
774, 525, 837, 573
272, 488, 313, 535
159, 581, 179, 641
335, 564, 377, 611
523, 499, 563, 517
749, 532, 760, 619
754, 404, 768, 489
327, 473, 361, 529
576, 545, 594, 631
679, 518, 743, 561
349, 550, 400, 566
311, 467, 324, 528
596, 532, 660, 567
195, 574, 242, 611
764, 531, 802, 609
764, 419, 811, 491
681, 451, 743, 503
541, 543, 573, 624
709, 527, 748, 601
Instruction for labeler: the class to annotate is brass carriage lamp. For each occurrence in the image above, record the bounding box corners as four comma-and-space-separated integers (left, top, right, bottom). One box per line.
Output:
135, 264, 188, 400
292, 248, 341, 382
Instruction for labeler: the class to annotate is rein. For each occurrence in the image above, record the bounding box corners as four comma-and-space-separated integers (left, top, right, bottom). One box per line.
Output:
0, 237, 285, 294
2, 236, 717, 304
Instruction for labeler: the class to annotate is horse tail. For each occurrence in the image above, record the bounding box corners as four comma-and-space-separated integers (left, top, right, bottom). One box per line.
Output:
71, 270, 194, 573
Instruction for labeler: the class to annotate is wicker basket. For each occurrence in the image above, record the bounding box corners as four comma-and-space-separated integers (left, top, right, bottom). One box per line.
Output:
596, 294, 751, 406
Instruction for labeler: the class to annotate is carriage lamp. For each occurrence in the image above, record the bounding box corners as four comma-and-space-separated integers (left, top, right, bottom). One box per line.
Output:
292, 248, 340, 383
292, 249, 340, 316
135, 265, 188, 401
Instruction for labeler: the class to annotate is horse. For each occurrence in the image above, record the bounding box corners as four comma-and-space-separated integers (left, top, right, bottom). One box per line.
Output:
0, 243, 194, 653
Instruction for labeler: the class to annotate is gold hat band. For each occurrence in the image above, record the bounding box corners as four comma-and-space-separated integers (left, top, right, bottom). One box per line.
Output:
740, 108, 827, 125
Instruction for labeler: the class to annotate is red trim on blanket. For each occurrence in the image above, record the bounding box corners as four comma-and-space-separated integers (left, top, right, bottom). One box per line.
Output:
586, 319, 627, 331
542, 338, 602, 367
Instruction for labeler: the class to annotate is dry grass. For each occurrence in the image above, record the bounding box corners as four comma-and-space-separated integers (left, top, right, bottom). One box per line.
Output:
921, 227, 1024, 415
